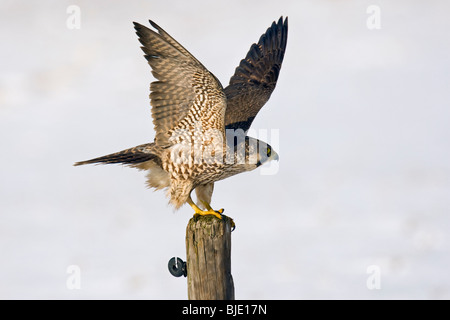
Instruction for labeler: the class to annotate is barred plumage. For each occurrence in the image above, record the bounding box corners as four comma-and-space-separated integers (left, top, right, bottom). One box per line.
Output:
75, 17, 288, 217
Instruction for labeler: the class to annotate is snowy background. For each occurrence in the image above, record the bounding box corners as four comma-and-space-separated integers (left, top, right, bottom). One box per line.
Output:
1, 0, 449, 299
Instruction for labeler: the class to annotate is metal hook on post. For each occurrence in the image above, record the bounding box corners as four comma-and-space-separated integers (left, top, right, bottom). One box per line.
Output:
168, 257, 187, 277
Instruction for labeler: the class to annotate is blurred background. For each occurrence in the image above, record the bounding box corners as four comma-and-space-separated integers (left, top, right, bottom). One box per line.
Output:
1, 0, 449, 299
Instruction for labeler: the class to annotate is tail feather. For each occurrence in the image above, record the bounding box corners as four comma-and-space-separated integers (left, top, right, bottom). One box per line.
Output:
74, 143, 160, 167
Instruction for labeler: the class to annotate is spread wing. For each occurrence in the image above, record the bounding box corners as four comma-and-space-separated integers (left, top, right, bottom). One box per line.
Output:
224, 17, 288, 132
134, 21, 226, 146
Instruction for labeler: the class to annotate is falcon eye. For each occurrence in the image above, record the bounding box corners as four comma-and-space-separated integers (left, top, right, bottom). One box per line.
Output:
266, 146, 271, 157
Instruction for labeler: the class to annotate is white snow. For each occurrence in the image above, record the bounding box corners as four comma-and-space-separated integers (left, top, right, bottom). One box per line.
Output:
1, 0, 449, 299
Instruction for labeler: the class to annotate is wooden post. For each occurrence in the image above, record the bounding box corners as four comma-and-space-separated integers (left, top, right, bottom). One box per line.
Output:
185, 214, 234, 300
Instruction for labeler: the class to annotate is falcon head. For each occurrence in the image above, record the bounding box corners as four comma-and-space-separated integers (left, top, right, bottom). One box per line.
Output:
250, 138, 279, 168
228, 136, 278, 173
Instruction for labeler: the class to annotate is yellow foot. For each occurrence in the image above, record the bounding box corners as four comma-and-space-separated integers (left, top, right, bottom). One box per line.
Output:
193, 208, 223, 220
199, 201, 235, 231
200, 201, 224, 215
187, 195, 234, 230
193, 210, 236, 231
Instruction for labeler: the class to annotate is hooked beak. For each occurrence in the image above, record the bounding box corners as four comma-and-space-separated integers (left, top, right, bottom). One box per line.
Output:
270, 150, 279, 162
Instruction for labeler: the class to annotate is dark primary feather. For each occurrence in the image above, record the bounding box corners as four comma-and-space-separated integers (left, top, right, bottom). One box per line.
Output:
74, 143, 160, 167
224, 16, 288, 132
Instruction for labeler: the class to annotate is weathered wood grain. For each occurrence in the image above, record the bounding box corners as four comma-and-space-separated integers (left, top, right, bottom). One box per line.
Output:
185, 215, 234, 300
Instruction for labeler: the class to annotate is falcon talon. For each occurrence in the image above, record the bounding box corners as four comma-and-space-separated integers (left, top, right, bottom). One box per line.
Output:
229, 218, 236, 232
75, 17, 288, 226
193, 211, 222, 220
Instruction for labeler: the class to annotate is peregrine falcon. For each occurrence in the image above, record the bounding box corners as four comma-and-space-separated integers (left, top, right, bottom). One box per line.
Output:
75, 17, 288, 219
